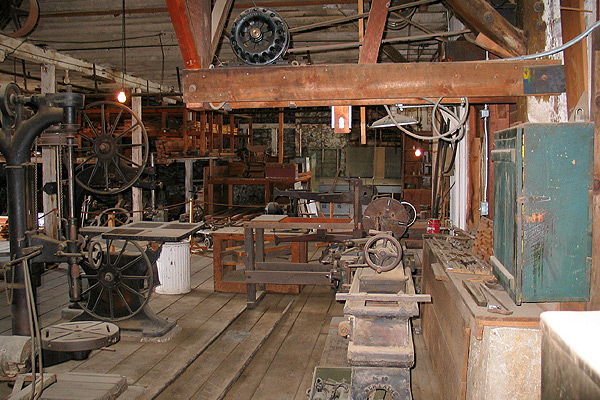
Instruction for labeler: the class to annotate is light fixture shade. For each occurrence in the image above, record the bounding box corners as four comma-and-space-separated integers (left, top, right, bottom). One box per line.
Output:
369, 106, 418, 128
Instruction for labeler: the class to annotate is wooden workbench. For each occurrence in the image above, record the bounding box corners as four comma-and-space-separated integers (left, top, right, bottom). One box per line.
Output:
421, 236, 558, 400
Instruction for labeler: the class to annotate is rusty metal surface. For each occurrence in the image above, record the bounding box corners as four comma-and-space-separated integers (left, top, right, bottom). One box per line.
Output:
362, 197, 410, 237
41, 321, 119, 352
364, 233, 403, 273
81, 221, 204, 242
351, 367, 411, 400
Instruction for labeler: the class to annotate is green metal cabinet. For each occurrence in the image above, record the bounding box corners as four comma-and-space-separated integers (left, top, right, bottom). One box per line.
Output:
491, 123, 593, 304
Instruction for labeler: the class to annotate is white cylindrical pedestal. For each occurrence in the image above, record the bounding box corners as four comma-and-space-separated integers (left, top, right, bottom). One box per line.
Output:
155, 241, 191, 294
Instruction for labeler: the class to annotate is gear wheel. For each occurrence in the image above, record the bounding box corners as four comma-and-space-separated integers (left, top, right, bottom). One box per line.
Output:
230, 8, 290, 66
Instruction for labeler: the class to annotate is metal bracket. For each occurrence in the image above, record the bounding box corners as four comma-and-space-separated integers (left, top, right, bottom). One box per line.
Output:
523, 65, 566, 95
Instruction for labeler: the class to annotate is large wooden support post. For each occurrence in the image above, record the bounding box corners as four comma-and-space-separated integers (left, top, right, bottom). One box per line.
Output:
131, 89, 143, 222
561, 0, 589, 115
41, 64, 58, 238
358, 0, 367, 145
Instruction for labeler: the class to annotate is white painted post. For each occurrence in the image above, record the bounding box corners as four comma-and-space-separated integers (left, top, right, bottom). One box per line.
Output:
41, 64, 58, 238
185, 159, 194, 214
131, 88, 143, 222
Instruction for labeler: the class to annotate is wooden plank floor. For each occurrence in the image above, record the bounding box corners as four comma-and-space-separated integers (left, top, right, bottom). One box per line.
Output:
0, 251, 440, 399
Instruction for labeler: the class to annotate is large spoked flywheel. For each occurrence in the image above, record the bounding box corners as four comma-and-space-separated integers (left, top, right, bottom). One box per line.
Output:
79, 238, 153, 321
0, 0, 39, 38
230, 7, 290, 66
75, 101, 149, 195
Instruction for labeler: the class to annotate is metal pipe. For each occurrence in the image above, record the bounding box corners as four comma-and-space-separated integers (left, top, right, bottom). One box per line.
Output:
3, 106, 63, 336
63, 96, 82, 302
150, 153, 156, 210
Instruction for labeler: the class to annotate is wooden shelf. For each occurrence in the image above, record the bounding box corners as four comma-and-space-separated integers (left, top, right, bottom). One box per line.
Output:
402, 135, 432, 209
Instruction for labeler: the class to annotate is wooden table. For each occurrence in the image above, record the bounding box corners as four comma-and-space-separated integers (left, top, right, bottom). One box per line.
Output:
421, 236, 558, 400
212, 226, 308, 294
244, 215, 355, 307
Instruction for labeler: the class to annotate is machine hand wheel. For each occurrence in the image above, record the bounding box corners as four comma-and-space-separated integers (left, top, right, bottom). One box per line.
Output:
91, 208, 133, 227
364, 233, 403, 273
75, 101, 149, 195
230, 7, 290, 65
79, 238, 153, 321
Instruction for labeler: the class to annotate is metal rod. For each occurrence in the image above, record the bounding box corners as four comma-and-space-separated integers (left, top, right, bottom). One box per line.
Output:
150, 153, 156, 210
288, 29, 470, 54
289, 0, 438, 34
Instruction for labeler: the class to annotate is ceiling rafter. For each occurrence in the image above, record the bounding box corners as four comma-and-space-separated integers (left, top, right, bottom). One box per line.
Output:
444, 0, 526, 57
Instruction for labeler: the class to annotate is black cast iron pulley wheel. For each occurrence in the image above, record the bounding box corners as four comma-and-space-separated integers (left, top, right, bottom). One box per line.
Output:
79, 238, 153, 321
0, 82, 21, 119
364, 233, 403, 274
75, 101, 149, 195
230, 7, 290, 66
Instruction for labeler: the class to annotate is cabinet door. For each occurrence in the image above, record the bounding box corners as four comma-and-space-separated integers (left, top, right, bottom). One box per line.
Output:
492, 127, 522, 302
520, 123, 592, 302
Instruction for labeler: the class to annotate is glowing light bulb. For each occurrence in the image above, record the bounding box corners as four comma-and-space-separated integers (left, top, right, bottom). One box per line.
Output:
415, 148, 423, 157
117, 91, 127, 103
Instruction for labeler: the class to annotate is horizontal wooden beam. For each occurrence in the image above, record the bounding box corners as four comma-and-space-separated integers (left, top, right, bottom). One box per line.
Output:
182, 60, 562, 108
0, 34, 167, 92
212, 97, 520, 109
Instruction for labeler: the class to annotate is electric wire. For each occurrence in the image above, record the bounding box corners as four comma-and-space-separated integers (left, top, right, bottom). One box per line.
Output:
383, 97, 468, 142
500, 19, 600, 61
24, 258, 43, 400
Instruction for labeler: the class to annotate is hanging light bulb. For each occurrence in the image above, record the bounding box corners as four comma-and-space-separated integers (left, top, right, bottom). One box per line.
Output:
414, 148, 423, 157
117, 90, 127, 103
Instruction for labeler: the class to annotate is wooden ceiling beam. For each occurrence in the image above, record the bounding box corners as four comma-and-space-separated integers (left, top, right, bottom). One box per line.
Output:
358, 0, 389, 63
444, 0, 526, 57
216, 97, 520, 109
381, 44, 409, 63
182, 60, 562, 107
211, 0, 234, 59
166, 0, 207, 69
